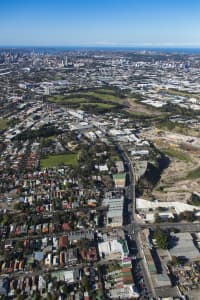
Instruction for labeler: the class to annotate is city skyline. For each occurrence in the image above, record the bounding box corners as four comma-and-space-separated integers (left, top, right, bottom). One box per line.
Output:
1, 0, 200, 47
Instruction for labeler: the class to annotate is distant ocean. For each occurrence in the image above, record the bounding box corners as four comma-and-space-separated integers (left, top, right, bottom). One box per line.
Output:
50, 47, 200, 54
1, 46, 200, 55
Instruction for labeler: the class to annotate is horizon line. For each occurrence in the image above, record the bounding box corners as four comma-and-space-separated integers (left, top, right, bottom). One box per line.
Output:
1, 44, 200, 49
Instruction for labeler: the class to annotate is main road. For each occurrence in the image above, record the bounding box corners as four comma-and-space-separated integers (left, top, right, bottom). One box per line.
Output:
117, 143, 156, 298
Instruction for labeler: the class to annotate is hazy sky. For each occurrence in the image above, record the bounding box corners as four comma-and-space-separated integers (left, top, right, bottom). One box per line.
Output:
1, 0, 200, 47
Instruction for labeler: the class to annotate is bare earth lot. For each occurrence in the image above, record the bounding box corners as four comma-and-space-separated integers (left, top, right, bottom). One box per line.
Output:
142, 128, 200, 202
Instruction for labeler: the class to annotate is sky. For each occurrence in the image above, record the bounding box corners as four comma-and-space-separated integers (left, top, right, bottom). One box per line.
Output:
1, 0, 200, 47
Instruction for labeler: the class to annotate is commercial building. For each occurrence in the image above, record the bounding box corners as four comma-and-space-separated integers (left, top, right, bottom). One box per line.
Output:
102, 195, 124, 227
98, 239, 128, 260
169, 232, 200, 261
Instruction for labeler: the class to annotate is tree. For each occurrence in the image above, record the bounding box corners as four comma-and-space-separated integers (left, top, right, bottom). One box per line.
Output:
2, 214, 9, 226
179, 211, 194, 222
81, 275, 90, 291
61, 284, 70, 297
154, 228, 169, 249
46, 293, 53, 300
16, 295, 26, 300
154, 213, 162, 223
14, 240, 24, 251
32, 291, 42, 300
190, 193, 200, 206
171, 256, 178, 266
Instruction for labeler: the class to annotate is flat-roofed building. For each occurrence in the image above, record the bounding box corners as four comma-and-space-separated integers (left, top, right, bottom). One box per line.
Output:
98, 239, 128, 260
102, 195, 124, 227
169, 232, 200, 261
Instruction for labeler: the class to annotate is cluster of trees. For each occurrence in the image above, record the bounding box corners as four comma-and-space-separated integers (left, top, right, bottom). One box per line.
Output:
14, 202, 30, 212
154, 228, 170, 249
72, 142, 110, 187
13, 279, 74, 300
154, 210, 196, 223
189, 193, 200, 206
179, 211, 195, 222
162, 102, 200, 117
15, 125, 62, 141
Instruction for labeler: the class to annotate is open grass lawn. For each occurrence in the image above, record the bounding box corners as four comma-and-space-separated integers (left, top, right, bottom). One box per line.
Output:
94, 88, 118, 95
127, 110, 150, 117
48, 95, 66, 102
0, 118, 9, 130
62, 98, 89, 104
48, 89, 123, 107
82, 91, 122, 102
160, 88, 200, 98
80, 102, 116, 109
187, 166, 200, 179
48, 96, 89, 105
161, 147, 190, 162
48, 91, 119, 113
111, 154, 120, 161
40, 153, 78, 168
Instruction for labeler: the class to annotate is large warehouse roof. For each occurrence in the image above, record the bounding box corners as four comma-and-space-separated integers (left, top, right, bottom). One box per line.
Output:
169, 232, 200, 261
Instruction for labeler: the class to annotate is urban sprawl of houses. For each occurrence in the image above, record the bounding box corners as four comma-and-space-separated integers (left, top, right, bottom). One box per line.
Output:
0, 48, 200, 300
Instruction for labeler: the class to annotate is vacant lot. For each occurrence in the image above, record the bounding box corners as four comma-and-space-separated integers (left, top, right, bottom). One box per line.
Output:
161, 147, 190, 162
142, 127, 200, 202
157, 120, 200, 137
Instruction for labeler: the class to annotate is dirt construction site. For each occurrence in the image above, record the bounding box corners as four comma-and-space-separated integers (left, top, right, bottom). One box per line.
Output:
141, 127, 200, 203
